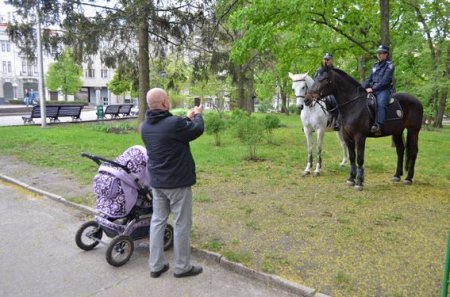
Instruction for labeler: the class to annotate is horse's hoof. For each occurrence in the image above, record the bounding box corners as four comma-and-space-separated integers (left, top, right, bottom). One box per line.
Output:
354, 185, 363, 191
392, 176, 401, 182
403, 179, 412, 185
339, 163, 346, 168
313, 172, 320, 177
346, 180, 355, 186
302, 171, 310, 177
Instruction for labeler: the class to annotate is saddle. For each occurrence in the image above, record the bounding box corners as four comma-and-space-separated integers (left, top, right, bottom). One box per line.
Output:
367, 94, 403, 122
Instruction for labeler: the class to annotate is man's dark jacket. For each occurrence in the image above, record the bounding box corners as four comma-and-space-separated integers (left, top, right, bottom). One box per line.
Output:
141, 110, 204, 189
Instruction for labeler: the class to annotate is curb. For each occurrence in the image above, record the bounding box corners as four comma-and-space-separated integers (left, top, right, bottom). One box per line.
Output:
0, 173, 97, 216
0, 173, 330, 297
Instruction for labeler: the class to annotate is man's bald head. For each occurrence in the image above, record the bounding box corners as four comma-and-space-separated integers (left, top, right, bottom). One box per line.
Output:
147, 88, 169, 110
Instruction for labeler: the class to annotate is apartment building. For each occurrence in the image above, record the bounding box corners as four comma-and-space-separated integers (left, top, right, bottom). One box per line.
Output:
0, 16, 120, 105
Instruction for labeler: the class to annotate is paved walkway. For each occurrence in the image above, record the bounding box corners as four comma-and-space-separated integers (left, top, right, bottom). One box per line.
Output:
0, 180, 311, 297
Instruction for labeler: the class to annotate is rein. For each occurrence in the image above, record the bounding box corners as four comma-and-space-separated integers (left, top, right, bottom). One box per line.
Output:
334, 92, 375, 122
336, 92, 367, 108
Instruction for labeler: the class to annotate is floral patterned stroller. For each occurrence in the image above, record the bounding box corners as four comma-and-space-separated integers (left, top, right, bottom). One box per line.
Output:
75, 145, 173, 267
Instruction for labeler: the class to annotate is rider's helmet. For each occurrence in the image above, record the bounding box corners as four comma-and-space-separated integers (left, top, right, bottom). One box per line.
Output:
323, 53, 333, 60
376, 45, 389, 54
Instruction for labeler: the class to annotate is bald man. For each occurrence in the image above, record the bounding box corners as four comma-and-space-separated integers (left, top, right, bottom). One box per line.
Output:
141, 88, 204, 278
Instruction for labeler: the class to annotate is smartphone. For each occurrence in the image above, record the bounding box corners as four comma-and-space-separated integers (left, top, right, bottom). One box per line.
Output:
194, 97, 201, 107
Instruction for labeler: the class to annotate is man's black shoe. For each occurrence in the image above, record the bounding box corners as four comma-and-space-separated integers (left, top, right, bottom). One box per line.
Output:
333, 125, 340, 131
174, 265, 203, 278
151, 264, 169, 278
371, 124, 381, 135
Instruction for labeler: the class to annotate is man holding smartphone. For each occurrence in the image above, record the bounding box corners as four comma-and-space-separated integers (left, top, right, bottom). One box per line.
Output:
141, 88, 204, 278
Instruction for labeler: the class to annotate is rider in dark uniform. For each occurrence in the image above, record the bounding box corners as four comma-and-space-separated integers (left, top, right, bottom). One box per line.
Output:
314, 53, 340, 131
362, 45, 395, 135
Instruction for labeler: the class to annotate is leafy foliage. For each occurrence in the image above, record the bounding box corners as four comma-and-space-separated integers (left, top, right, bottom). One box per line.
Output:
204, 112, 226, 146
261, 114, 281, 143
232, 112, 265, 160
45, 49, 83, 99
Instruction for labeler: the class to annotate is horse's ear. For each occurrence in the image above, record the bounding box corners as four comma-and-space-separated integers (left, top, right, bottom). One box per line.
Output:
288, 72, 293, 79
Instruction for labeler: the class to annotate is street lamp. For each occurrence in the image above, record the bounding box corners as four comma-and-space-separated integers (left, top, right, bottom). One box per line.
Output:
36, 3, 47, 127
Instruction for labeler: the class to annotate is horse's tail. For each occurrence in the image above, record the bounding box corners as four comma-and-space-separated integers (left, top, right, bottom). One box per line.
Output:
391, 133, 405, 148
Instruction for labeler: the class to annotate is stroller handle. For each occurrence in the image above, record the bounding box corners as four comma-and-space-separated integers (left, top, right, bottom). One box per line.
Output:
80, 152, 131, 174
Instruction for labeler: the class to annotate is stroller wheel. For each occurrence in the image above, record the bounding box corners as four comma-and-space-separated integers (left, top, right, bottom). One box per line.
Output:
106, 235, 134, 267
75, 220, 103, 251
163, 224, 174, 251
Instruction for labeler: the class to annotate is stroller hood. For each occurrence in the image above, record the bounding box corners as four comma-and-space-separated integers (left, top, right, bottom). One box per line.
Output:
93, 145, 149, 218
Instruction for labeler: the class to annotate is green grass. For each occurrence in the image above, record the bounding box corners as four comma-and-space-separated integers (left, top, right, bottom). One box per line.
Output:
1, 116, 450, 296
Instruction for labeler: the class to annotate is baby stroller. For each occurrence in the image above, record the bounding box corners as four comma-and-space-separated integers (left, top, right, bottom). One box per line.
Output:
75, 145, 174, 267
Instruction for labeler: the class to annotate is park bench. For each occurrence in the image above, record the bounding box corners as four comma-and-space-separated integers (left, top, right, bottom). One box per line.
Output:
51, 105, 84, 122
103, 104, 136, 119
118, 104, 133, 117
104, 105, 121, 118
22, 105, 84, 124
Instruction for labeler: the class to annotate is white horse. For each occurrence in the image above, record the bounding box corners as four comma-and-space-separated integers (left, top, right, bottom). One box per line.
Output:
289, 72, 348, 176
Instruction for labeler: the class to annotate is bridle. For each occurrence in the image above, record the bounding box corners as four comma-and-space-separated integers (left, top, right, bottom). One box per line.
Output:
293, 78, 308, 101
293, 77, 327, 113
336, 93, 367, 108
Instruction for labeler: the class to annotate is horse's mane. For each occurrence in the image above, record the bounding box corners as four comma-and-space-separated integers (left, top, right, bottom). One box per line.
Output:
331, 68, 365, 91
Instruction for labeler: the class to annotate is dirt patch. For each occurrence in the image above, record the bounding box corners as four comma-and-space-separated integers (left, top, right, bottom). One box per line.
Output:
0, 155, 94, 204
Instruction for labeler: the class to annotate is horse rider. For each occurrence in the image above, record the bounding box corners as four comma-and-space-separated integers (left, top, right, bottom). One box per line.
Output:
314, 53, 340, 131
362, 44, 395, 135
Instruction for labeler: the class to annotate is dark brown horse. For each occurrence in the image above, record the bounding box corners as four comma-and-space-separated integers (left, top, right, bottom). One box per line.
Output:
306, 66, 423, 190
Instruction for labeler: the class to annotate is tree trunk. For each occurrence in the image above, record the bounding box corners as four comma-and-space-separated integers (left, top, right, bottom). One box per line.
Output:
137, 1, 150, 123
236, 65, 245, 110
358, 55, 368, 83
280, 87, 289, 115
379, 0, 390, 46
434, 45, 450, 128
412, 3, 439, 123
245, 68, 255, 113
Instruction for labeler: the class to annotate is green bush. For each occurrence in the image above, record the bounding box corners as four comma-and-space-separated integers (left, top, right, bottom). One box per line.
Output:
233, 113, 265, 160
262, 114, 281, 144
204, 112, 226, 146
256, 100, 274, 113
288, 104, 298, 115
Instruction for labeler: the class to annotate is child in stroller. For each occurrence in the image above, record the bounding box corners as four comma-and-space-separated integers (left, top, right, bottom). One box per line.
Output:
75, 145, 174, 267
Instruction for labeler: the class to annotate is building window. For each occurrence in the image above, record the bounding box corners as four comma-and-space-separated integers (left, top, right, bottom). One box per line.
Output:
34, 64, 38, 73
21, 61, 32, 75
101, 69, 108, 79
1, 41, 11, 52
85, 68, 95, 78
2, 61, 6, 73
8, 61, 12, 73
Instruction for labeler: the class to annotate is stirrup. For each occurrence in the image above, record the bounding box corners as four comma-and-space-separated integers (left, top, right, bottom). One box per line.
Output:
371, 125, 381, 135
